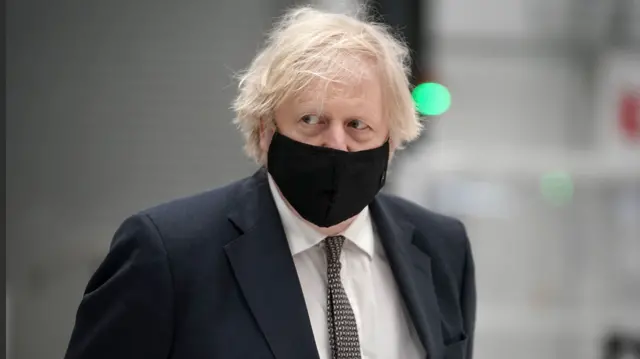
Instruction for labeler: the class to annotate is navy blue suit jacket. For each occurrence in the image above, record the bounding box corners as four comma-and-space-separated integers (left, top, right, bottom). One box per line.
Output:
65, 169, 476, 359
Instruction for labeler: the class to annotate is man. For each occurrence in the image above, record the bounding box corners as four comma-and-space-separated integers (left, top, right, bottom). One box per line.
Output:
65, 6, 476, 359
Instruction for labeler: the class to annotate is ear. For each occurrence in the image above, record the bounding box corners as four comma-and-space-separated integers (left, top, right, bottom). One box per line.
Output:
258, 118, 275, 154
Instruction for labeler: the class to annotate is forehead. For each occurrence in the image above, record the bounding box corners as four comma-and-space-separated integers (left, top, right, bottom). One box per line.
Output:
291, 64, 383, 111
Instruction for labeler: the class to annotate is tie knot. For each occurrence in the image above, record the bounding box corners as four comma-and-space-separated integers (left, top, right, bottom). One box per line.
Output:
324, 235, 346, 264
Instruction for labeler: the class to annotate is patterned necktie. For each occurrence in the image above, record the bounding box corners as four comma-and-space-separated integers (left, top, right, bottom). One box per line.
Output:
324, 235, 362, 359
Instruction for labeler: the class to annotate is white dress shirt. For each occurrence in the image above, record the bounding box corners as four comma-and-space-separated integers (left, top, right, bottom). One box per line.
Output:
268, 175, 426, 359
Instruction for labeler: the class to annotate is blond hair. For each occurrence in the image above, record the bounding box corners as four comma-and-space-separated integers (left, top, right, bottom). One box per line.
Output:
232, 5, 422, 164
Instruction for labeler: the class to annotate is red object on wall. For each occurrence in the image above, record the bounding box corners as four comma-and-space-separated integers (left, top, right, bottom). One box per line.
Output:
619, 89, 640, 142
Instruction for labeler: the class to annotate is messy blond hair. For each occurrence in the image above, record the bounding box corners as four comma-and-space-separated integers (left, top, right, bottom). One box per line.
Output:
232, 5, 422, 164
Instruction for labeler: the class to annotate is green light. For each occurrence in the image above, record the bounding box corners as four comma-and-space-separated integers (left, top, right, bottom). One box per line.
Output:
412, 82, 451, 116
540, 171, 574, 206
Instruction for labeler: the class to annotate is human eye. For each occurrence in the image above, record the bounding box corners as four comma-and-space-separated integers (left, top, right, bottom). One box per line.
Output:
347, 119, 370, 130
300, 114, 321, 125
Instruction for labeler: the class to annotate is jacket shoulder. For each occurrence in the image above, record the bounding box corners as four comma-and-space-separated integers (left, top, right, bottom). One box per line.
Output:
141, 178, 244, 223
377, 192, 466, 236
376, 192, 470, 263
130, 175, 253, 248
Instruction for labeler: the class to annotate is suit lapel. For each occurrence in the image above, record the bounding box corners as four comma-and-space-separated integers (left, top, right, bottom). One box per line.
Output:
370, 197, 445, 359
224, 169, 320, 359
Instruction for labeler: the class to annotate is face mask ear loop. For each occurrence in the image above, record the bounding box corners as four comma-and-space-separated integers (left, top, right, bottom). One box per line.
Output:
263, 119, 280, 168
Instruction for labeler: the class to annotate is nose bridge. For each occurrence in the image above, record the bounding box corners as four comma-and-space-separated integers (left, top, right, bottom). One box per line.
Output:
323, 121, 348, 151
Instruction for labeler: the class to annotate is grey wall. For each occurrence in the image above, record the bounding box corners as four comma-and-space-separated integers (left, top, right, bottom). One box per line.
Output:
6, 1, 286, 358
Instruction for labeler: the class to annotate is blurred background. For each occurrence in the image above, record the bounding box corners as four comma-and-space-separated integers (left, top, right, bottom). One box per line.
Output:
5, 0, 639, 358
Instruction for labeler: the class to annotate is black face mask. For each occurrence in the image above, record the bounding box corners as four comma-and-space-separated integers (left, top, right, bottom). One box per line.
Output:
267, 131, 389, 228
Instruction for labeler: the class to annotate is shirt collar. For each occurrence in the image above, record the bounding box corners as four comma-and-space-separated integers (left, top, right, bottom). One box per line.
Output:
267, 174, 374, 259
